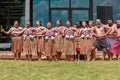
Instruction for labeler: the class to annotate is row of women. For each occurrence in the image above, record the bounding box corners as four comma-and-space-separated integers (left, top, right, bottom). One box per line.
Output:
2, 19, 120, 61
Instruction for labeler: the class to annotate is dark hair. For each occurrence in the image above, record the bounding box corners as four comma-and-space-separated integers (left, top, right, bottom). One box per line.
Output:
67, 19, 72, 25
88, 20, 94, 26
76, 21, 80, 23
108, 19, 114, 23
37, 20, 42, 26
88, 20, 94, 24
46, 21, 52, 25
76, 21, 80, 25
82, 21, 88, 27
57, 20, 62, 24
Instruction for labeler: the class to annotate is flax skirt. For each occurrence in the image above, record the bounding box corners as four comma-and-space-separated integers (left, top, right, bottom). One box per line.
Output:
11, 37, 22, 53
55, 34, 64, 52
64, 38, 75, 55
22, 37, 35, 55
44, 38, 57, 57
80, 37, 95, 54
33, 36, 44, 53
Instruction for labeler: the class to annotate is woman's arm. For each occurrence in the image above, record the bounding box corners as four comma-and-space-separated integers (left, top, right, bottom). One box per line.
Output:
2, 28, 12, 35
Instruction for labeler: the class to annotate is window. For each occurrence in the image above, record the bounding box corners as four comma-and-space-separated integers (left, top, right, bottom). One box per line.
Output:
72, 10, 89, 24
51, 10, 68, 26
33, 0, 48, 27
50, 0, 69, 8
33, 0, 93, 27
71, 0, 89, 8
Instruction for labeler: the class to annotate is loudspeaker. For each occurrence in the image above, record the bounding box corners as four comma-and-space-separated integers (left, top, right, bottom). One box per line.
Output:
97, 6, 113, 24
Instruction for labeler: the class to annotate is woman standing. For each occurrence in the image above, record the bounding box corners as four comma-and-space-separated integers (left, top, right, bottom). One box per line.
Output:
21, 21, 35, 61
63, 20, 77, 61
44, 22, 57, 61
2, 21, 23, 60
54, 20, 65, 60
87, 21, 95, 61
74, 21, 81, 61
34, 20, 46, 60
80, 21, 92, 61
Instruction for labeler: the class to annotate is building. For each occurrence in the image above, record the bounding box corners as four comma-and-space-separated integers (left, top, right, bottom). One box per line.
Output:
0, 0, 120, 43
1, 0, 120, 27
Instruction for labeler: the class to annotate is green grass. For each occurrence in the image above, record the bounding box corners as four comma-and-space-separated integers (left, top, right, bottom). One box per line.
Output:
0, 60, 120, 80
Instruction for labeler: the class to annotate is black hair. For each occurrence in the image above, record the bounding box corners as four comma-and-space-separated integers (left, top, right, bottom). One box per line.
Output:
57, 20, 62, 24
76, 21, 80, 23
37, 20, 42, 26
108, 19, 114, 23
67, 19, 72, 25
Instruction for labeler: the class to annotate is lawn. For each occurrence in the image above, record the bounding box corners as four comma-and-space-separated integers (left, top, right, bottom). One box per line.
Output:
0, 60, 120, 80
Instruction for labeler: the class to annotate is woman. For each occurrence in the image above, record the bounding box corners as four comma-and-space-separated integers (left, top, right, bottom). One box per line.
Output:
63, 20, 77, 61
34, 20, 46, 60
80, 21, 92, 61
2, 21, 23, 60
74, 21, 81, 61
44, 22, 57, 61
54, 20, 65, 60
21, 21, 35, 61
87, 21, 95, 61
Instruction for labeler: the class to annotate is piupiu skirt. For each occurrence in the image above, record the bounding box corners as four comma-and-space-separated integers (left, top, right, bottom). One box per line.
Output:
64, 38, 75, 55
44, 38, 57, 57
22, 36, 35, 55
11, 37, 22, 53
80, 37, 95, 54
55, 34, 64, 52
34, 35, 44, 53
